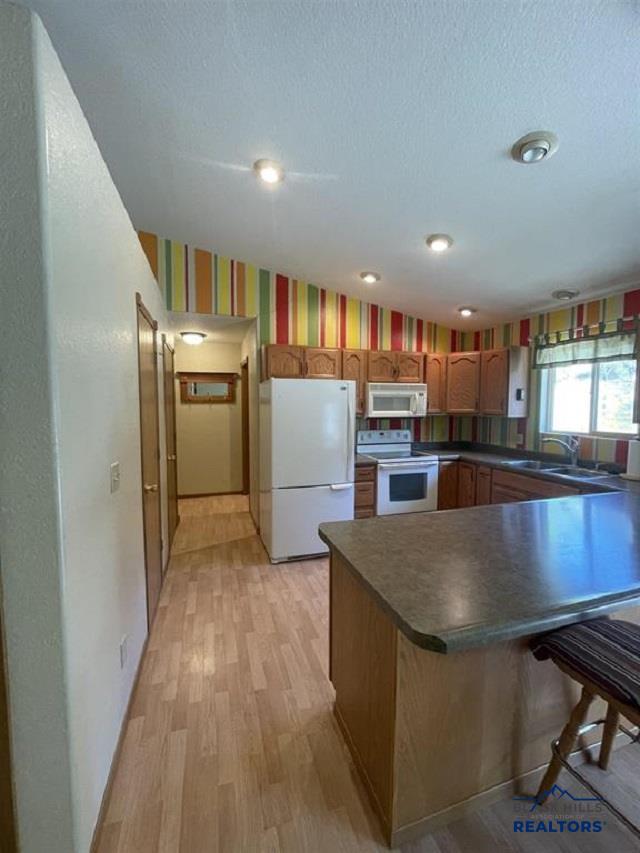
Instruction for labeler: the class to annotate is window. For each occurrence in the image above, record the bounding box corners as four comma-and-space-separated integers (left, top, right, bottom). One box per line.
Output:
544, 359, 637, 437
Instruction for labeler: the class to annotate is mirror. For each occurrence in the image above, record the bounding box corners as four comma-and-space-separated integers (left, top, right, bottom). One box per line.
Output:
178, 372, 237, 404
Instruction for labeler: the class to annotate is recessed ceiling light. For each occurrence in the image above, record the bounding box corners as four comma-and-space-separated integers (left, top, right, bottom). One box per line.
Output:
426, 234, 453, 252
360, 271, 381, 284
253, 158, 284, 184
180, 331, 207, 345
552, 289, 580, 301
512, 131, 559, 164
458, 307, 476, 318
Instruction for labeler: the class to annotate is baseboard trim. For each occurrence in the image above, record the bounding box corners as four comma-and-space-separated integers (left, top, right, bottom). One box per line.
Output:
89, 634, 149, 853
178, 490, 243, 499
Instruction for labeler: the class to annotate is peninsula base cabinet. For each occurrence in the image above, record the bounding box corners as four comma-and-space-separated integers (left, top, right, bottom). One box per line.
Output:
329, 551, 640, 846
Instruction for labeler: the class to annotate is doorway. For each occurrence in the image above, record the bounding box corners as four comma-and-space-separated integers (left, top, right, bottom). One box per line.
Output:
241, 357, 250, 495
136, 294, 163, 628
162, 336, 179, 552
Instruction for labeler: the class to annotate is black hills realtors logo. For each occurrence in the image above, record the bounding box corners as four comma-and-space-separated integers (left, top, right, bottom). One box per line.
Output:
512, 784, 605, 834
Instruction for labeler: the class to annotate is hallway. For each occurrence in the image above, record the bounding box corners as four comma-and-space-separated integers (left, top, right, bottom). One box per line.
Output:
95, 498, 640, 853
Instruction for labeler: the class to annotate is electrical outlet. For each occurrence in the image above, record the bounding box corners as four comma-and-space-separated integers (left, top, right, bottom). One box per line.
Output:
119, 635, 128, 669
516, 433, 524, 445
110, 461, 120, 494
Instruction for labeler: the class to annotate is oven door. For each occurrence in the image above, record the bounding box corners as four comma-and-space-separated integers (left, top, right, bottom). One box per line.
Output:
377, 460, 439, 515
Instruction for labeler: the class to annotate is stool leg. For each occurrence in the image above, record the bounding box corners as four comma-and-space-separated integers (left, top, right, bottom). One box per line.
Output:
536, 687, 594, 803
598, 704, 620, 770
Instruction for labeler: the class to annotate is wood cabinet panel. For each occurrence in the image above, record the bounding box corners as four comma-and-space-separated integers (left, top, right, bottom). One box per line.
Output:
396, 352, 424, 383
475, 465, 492, 505
368, 351, 397, 382
426, 354, 447, 413
480, 349, 509, 415
262, 344, 305, 379
355, 465, 376, 482
491, 469, 579, 504
355, 481, 375, 508
437, 461, 459, 510
305, 347, 342, 379
457, 462, 477, 507
343, 349, 368, 414
355, 508, 375, 519
446, 352, 480, 414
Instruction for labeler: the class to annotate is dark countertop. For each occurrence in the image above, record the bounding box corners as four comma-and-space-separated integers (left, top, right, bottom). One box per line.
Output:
323, 446, 640, 653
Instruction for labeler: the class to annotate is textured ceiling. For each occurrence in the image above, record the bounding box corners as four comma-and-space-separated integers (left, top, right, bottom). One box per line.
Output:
29, 0, 640, 327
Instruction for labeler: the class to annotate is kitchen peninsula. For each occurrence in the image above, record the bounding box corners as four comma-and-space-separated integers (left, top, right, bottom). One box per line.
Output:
319, 490, 640, 846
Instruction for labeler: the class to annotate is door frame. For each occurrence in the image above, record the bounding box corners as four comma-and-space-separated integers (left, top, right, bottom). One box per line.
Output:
241, 357, 250, 495
162, 334, 179, 553
0, 602, 17, 853
135, 293, 163, 629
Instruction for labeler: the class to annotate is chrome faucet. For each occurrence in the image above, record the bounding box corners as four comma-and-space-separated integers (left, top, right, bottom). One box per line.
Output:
541, 435, 581, 467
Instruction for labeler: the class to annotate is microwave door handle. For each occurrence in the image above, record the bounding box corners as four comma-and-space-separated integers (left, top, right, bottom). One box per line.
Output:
410, 395, 417, 415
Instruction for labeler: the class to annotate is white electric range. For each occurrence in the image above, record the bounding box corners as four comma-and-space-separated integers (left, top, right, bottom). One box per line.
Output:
357, 430, 439, 515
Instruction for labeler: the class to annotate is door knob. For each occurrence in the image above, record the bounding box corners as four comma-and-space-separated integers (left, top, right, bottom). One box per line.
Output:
143, 483, 158, 493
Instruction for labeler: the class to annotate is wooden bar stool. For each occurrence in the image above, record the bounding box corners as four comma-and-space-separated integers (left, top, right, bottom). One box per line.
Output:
531, 618, 640, 839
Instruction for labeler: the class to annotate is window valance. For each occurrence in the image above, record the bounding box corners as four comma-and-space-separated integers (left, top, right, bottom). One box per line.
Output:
533, 330, 638, 369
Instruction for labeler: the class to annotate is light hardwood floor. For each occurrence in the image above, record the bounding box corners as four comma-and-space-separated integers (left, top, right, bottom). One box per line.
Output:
96, 496, 640, 852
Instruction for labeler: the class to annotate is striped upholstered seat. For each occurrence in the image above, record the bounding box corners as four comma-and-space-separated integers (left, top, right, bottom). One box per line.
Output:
531, 618, 640, 710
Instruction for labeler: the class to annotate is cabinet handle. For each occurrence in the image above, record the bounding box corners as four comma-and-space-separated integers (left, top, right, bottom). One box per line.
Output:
143, 483, 158, 493
167, 454, 176, 461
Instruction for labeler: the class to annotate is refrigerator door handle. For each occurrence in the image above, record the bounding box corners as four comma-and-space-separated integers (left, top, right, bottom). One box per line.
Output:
346, 385, 355, 480
330, 483, 353, 491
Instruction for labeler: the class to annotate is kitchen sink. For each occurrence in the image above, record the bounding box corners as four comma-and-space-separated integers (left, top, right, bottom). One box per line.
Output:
545, 466, 608, 479
503, 460, 560, 470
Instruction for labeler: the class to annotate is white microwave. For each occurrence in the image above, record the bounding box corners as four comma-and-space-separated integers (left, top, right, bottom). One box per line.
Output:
365, 383, 427, 418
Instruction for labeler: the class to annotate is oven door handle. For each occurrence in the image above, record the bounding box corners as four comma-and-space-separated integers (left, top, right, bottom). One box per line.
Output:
378, 461, 439, 470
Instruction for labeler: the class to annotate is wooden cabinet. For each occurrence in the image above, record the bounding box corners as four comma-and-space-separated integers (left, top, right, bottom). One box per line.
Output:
354, 465, 376, 518
367, 351, 398, 382
343, 349, 368, 414
396, 352, 424, 383
446, 352, 480, 414
480, 349, 509, 415
457, 462, 477, 507
305, 347, 342, 379
437, 461, 459, 510
479, 347, 529, 417
426, 353, 447, 413
491, 470, 579, 504
475, 465, 492, 505
262, 345, 305, 379
368, 351, 424, 383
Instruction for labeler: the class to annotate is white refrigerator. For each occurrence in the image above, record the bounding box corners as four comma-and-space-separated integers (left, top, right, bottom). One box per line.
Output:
259, 378, 356, 562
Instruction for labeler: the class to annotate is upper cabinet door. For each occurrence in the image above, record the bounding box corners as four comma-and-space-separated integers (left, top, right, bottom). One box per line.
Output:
263, 345, 305, 379
446, 352, 480, 413
305, 347, 342, 379
396, 352, 424, 383
426, 353, 447, 413
480, 349, 509, 415
367, 351, 397, 382
343, 349, 367, 414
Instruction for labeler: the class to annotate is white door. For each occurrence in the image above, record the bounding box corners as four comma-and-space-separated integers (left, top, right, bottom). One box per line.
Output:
268, 484, 354, 561
271, 379, 355, 488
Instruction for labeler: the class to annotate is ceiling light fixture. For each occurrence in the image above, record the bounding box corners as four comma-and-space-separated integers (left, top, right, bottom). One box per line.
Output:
180, 331, 207, 346
426, 233, 453, 252
512, 131, 559, 164
360, 271, 381, 284
458, 307, 476, 318
552, 289, 580, 301
253, 158, 284, 184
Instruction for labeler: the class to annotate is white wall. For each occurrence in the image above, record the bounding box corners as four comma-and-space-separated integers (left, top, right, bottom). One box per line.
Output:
0, 5, 170, 851
174, 340, 244, 495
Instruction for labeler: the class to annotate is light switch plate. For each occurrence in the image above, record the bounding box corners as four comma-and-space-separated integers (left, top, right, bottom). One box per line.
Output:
110, 461, 120, 494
